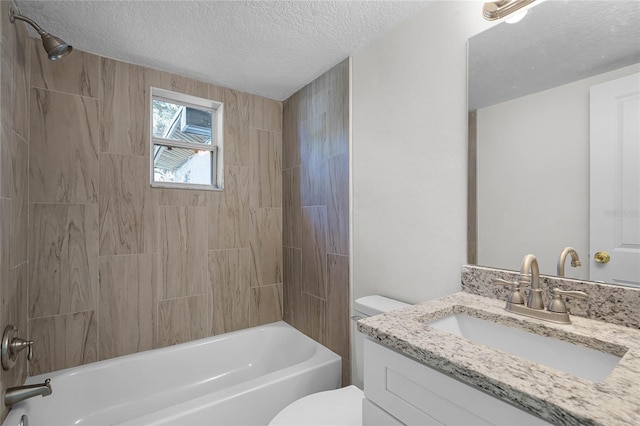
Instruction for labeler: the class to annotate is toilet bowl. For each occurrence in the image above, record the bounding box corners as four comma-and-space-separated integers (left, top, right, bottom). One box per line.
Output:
269, 295, 409, 426
268, 385, 363, 426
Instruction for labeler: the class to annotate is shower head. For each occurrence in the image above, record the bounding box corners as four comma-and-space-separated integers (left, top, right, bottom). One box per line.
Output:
9, 5, 72, 60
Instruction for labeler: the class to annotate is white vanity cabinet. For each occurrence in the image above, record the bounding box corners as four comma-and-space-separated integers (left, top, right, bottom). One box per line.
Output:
362, 339, 551, 426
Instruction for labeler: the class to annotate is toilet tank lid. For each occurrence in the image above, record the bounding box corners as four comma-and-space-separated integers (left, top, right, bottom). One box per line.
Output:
354, 295, 410, 317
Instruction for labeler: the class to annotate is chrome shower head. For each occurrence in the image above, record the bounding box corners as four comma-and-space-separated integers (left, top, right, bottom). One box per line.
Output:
9, 5, 72, 60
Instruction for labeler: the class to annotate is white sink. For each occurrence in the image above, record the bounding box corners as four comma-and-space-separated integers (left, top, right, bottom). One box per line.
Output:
428, 313, 622, 383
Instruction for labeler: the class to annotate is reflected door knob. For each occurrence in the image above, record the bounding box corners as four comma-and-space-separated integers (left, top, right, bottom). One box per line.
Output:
594, 251, 611, 264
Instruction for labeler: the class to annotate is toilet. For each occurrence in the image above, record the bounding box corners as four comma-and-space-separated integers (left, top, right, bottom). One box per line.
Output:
269, 295, 409, 426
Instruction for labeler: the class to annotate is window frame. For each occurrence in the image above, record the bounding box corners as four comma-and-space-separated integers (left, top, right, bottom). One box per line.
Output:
149, 87, 224, 191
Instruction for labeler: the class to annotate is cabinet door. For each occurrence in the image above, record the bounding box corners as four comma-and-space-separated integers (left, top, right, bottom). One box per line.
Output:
364, 340, 550, 426
362, 398, 406, 425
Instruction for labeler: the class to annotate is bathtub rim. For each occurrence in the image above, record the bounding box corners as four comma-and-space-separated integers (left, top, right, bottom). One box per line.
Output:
26, 321, 335, 384
4, 321, 341, 426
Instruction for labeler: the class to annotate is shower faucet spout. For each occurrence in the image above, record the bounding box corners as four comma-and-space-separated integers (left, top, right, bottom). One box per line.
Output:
5, 379, 52, 407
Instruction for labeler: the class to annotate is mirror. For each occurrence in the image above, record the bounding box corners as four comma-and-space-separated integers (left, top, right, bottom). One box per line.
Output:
468, 0, 640, 285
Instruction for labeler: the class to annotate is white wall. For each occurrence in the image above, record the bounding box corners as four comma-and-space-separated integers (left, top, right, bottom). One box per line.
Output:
351, 2, 494, 304
477, 64, 640, 279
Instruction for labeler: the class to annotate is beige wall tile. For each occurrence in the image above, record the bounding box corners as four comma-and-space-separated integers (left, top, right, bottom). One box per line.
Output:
30, 88, 99, 203
209, 249, 250, 334
467, 111, 478, 265
283, 247, 302, 327
146, 69, 209, 99
300, 292, 325, 342
208, 166, 249, 249
301, 206, 327, 298
159, 206, 209, 299
0, 132, 10, 198
282, 96, 301, 170
9, 132, 27, 267
29, 311, 98, 376
99, 254, 157, 360
310, 72, 328, 118
29, 203, 98, 318
222, 88, 250, 167
341, 357, 352, 387
100, 59, 148, 156
250, 284, 283, 326
0, 1, 21, 412
99, 153, 156, 255
250, 96, 282, 132
2, 263, 28, 347
1, 2, 15, 175
282, 167, 301, 248
327, 153, 349, 256
12, 29, 30, 141
0, 199, 9, 333
282, 61, 350, 367
326, 59, 349, 157
250, 208, 282, 287
208, 84, 223, 103
1, 264, 28, 392
30, 43, 99, 98
158, 188, 208, 207
326, 254, 350, 359
157, 295, 209, 348
300, 113, 327, 206
249, 129, 282, 208
296, 85, 311, 123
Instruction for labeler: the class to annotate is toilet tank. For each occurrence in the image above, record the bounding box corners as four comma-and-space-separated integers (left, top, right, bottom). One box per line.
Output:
352, 296, 409, 388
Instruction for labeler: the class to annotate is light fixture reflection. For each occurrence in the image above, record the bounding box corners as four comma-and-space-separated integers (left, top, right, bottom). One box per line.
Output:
505, 9, 528, 24
483, 0, 536, 21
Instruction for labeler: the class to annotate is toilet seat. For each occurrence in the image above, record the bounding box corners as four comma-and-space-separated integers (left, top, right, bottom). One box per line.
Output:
268, 385, 364, 426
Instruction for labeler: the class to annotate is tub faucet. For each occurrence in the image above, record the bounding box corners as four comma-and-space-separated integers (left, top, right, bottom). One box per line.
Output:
4, 379, 52, 407
557, 247, 581, 277
518, 254, 543, 310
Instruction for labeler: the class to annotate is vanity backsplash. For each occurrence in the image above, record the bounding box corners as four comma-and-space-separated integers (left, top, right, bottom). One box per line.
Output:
462, 265, 640, 329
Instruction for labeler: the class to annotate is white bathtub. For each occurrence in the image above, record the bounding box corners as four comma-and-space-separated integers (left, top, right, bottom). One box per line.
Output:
3, 321, 341, 426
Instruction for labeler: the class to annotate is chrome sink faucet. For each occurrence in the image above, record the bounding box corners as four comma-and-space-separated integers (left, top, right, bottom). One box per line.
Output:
493, 254, 587, 324
5, 379, 52, 407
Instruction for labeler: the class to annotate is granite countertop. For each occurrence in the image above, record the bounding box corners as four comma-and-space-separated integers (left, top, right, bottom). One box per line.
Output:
357, 292, 640, 426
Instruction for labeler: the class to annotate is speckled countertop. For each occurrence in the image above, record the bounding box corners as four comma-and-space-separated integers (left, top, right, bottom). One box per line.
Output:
358, 292, 640, 426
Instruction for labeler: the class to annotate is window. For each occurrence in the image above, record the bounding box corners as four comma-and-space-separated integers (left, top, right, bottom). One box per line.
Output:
150, 88, 223, 190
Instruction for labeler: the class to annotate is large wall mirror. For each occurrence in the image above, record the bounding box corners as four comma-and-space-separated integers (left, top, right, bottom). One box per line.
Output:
468, 0, 640, 286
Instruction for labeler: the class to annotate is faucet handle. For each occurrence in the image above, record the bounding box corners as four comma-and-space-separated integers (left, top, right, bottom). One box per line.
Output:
547, 288, 588, 313
492, 279, 526, 305
10, 337, 34, 361
2, 326, 35, 370
493, 278, 523, 287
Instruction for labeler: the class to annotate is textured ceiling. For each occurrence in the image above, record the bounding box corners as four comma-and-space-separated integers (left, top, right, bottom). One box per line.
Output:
469, 0, 640, 110
15, 0, 429, 101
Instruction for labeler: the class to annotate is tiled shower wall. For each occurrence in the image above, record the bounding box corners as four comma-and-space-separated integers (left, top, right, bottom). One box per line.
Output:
2, 9, 284, 394
0, 0, 30, 420
27, 47, 283, 375
282, 59, 350, 384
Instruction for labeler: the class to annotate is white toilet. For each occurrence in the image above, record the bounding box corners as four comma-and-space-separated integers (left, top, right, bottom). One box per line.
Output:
269, 295, 409, 426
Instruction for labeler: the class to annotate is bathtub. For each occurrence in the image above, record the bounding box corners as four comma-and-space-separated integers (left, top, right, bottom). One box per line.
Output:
3, 321, 341, 426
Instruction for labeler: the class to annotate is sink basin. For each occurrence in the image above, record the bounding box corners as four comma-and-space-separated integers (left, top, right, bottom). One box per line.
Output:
428, 313, 622, 383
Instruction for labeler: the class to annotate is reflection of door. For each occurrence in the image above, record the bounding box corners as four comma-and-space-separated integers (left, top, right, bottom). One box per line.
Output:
590, 73, 640, 286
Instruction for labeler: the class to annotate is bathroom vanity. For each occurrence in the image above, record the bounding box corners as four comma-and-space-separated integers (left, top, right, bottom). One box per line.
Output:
358, 292, 640, 425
